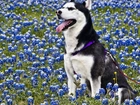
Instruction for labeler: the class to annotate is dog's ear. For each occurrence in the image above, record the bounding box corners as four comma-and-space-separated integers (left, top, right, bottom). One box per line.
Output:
83, 0, 92, 10
83, 2, 86, 7
70, 0, 75, 2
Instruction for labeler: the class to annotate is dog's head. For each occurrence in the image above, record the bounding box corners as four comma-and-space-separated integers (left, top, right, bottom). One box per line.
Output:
56, 0, 92, 33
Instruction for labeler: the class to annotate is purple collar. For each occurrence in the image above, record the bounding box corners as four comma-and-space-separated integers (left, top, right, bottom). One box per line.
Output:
72, 41, 95, 56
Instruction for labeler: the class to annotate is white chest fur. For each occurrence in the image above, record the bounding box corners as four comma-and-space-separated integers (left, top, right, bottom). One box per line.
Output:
64, 31, 78, 53
63, 26, 85, 54
70, 54, 94, 79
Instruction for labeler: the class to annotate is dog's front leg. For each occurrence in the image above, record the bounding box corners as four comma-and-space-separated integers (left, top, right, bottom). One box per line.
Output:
64, 54, 76, 96
80, 78, 86, 85
89, 76, 101, 98
67, 73, 76, 96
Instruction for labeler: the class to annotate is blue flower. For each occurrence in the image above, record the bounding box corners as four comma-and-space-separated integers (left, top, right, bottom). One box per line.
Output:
99, 88, 106, 95
57, 89, 64, 97
7, 99, 12, 105
95, 93, 100, 100
135, 97, 140, 104
112, 83, 118, 92
106, 82, 112, 90
124, 99, 130, 105
27, 96, 34, 105
102, 98, 108, 105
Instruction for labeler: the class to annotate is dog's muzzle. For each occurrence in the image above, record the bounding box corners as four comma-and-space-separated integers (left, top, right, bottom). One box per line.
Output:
56, 10, 62, 19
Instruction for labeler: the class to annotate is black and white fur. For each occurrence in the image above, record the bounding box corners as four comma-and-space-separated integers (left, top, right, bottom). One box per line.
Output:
56, 0, 135, 104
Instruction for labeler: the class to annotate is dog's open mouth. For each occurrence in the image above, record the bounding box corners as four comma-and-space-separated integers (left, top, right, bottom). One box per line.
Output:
56, 19, 76, 33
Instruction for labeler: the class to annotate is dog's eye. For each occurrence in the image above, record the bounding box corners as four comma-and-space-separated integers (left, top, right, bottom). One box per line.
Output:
67, 7, 75, 11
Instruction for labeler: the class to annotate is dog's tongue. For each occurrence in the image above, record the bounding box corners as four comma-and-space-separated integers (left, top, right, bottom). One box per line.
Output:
56, 21, 70, 33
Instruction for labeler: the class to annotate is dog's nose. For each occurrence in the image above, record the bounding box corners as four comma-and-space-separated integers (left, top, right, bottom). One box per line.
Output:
56, 10, 62, 15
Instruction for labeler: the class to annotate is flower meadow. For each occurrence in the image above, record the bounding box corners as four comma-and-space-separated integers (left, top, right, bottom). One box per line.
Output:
0, 0, 140, 105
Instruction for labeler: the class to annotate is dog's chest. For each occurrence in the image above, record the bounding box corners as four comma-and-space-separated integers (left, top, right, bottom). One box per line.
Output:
70, 54, 94, 79
65, 37, 78, 53
64, 28, 84, 54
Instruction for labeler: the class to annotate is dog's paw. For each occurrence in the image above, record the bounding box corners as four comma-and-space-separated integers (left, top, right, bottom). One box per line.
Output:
91, 93, 96, 98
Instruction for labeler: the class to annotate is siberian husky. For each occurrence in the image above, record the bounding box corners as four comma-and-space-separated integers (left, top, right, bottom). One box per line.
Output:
56, 0, 135, 104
